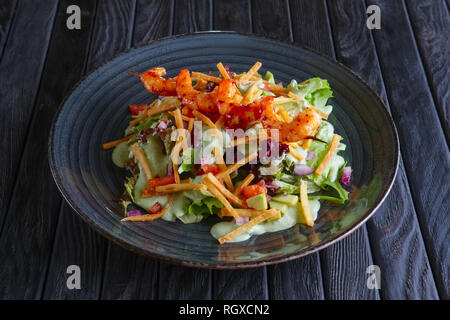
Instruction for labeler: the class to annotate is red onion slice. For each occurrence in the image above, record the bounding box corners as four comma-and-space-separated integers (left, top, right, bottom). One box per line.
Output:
306, 151, 316, 160
127, 210, 141, 217
233, 217, 250, 225
294, 164, 315, 176
340, 166, 352, 186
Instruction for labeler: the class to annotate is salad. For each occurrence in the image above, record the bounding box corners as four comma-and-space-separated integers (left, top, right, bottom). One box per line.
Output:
102, 62, 351, 244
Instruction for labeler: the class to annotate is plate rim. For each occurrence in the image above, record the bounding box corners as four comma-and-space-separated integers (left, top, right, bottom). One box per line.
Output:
48, 31, 400, 269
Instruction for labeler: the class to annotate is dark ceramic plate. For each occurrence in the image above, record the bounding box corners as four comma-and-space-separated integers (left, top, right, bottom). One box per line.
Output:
49, 32, 399, 269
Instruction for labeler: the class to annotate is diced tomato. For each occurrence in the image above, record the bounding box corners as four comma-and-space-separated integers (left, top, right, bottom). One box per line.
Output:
147, 175, 175, 189
241, 184, 267, 199
148, 202, 162, 214
129, 104, 147, 115
199, 164, 220, 175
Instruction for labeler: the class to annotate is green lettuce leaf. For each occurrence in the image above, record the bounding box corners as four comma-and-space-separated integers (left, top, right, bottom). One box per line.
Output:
187, 197, 223, 216
287, 77, 333, 113
264, 71, 275, 84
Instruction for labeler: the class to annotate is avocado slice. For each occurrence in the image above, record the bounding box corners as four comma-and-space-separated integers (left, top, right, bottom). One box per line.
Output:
246, 193, 268, 210
271, 194, 299, 206
269, 200, 288, 213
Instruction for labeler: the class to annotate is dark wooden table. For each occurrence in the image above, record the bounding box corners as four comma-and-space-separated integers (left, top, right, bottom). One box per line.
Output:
0, 0, 448, 300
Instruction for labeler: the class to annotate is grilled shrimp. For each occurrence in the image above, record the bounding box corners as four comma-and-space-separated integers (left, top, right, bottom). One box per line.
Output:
176, 69, 220, 113
140, 67, 177, 96
264, 106, 322, 142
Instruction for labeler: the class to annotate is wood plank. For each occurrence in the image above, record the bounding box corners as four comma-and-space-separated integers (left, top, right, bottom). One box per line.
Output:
173, 0, 211, 33
0, 0, 18, 62
213, 268, 268, 299
43, 206, 106, 299
269, 255, 325, 300
42, 0, 140, 300
0, 0, 91, 299
211, 0, 270, 300
327, 0, 439, 300
99, 0, 173, 300
214, 0, 251, 32
288, 0, 379, 300
251, 0, 292, 41
368, 0, 450, 299
158, 263, 212, 299
405, 0, 450, 142
0, 0, 57, 232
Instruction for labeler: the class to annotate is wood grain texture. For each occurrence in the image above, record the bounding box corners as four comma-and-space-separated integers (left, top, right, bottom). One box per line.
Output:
327, 0, 439, 300
0, 0, 90, 299
43, 205, 106, 299
251, 0, 292, 40
0, 0, 57, 232
100, 0, 173, 300
133, 0, 173, 46
159, 263, 212, 299
405, 0, 450, 142
213, 268, 268, 300
174, 0, 211, 33
214, 0, 251, 32
288, 0, 379, 300
101, 243, 158, 299
42, 0, 141, 300
269, 255, 325, 300
0, 0, 17, 62
368, 0, 450, 299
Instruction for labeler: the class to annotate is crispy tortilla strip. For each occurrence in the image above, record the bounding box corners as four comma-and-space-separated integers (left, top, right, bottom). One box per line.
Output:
273, 96, 293, 104
240, 61, 262, 81
218, 209, 281, 244
314, 134, 341, 175
192, 110, 222, 139
230, 134, 259, 147
303, 139, 312, 149
131, 143, 153, 179
217, 62, 231, 79
213, 147, 234, 192
289, 146, 303, 161
264, 81, 289, 95
203, 180, 239, 220
205, 173, 245, 207
129, 100, 158, 126
155, 183, 206, 193
173, 108, 188, 151
193, 78, 208, 89
102, 135, 133, 150
299, 181, 314, 227
171, 137, 183, 184
215, 115, 225, 129
288, 92, 329, 119
277, 105, 291, 122
187, 118, 194, 133
192, 72, 222, 83
220, 208, 276, 217
216, 152, 258, 180
147, 100, 181, 117
242, 80, 263, 105
121, 195, 173, 221
233, 173, 255, 196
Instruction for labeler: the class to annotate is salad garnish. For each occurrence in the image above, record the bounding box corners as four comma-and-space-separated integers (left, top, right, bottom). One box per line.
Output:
103, 62, 351, 243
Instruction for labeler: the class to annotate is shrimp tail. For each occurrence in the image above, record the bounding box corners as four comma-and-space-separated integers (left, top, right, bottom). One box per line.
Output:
140, 67, 177, 96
